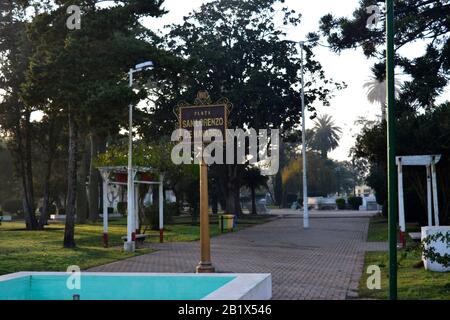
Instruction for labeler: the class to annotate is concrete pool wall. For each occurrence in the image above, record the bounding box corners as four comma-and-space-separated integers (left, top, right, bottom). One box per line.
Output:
0, 272, 272, 300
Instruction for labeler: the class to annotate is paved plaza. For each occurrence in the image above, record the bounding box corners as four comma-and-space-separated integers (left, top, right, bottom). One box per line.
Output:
89, 210, 384, 299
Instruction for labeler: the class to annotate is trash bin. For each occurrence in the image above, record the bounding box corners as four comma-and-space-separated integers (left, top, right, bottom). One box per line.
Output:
219, 214, 235, 232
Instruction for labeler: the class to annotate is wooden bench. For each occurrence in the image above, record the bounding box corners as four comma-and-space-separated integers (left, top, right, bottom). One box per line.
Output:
0, 215, 12, 222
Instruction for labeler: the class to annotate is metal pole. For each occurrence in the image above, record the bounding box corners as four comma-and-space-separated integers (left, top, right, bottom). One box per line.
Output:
426, 165, 433, 226
431, 162, 440, 226
102, 179, 108, 247
125, 69, 135, 252
397, 160, 405, 248
300, 41, 309, 229
159, 174, 164, 243
386, 0, 397, 300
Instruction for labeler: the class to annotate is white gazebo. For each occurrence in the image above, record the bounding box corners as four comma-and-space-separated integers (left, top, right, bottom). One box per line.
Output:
97, 166, 164, 250
396, 155, 441, 246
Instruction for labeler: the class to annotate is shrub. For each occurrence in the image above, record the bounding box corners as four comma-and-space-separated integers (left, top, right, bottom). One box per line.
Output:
117, 202, 127, 216
165, 202, 179, 219
347, 196, 363, 210
336, 198, 346, 210
144, 202, 174, 230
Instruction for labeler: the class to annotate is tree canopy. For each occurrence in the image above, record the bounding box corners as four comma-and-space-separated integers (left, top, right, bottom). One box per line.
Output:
317, 0, 450, 109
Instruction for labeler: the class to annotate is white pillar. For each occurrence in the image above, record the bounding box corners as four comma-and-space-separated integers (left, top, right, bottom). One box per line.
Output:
159, 175, 164, 243
426, 165, 433, 227
397, 162, 406, 233
102, 179, 108, 247
431, 162, 440, 226
125, 68, 135, 253
135, 184, 139, 234
300, 41, 309, 229
125, 169, 136, 252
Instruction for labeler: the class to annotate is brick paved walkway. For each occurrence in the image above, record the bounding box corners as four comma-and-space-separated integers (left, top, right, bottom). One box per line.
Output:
89, 213, 379, 299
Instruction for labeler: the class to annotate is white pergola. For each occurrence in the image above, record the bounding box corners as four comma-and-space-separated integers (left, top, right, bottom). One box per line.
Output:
396, 155, 441, 244
97, 166, 164, 249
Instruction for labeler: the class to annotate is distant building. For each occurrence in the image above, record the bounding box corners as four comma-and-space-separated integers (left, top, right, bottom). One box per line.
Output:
355, 185, 373, 198
355, 185, 380, 211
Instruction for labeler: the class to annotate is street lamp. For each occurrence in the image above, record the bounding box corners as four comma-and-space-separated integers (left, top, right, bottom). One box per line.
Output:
124, 61, 154, 253
284, 38, 317, 229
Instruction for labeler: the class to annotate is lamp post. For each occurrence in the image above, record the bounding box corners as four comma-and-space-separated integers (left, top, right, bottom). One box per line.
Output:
124, 61, 154, 253
285, 39, 315, 229
386, 0, 397, 300
299, 41, 309, 229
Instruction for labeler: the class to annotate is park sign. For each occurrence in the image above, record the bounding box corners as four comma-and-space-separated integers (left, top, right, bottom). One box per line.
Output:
177, 91, 229, 140
179, 104, 227, 138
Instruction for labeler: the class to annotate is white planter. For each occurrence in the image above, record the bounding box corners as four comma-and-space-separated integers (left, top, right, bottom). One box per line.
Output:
421, 226, 450, 272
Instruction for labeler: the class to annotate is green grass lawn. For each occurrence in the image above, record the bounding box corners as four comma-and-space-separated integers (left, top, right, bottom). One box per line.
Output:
0, 214, 274, 275
359, 250, 450, 299
366, 214, 420, 242
360, 215, 450, 299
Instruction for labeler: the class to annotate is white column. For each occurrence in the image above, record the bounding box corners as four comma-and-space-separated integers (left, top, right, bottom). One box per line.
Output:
125, 168, 136, 252
426, 165, 433, 226
102, 179, 108, 246
431, 162, 440, 226
300, 41, 309, 229
125, 68, 135, 253
397, 162, 406, 232
159, 175, 164, 242
135, 184, 139, 234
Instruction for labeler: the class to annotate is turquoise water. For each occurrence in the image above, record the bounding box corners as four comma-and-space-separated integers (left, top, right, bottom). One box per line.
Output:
0, 274, 235, 300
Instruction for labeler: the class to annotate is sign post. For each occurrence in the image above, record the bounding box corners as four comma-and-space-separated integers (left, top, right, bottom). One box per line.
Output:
197, 153, 214, 273
177, 91, 230, 273
386, 0, 398, 300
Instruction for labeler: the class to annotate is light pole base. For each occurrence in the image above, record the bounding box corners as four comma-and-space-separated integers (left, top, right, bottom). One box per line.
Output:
124, 241, 135, 253
196, 262, 215, 273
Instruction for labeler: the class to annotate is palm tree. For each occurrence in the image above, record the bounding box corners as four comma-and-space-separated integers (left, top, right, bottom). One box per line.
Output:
310, 114, 342, 159
242, 167, 268, 215
363, 77, 401, 121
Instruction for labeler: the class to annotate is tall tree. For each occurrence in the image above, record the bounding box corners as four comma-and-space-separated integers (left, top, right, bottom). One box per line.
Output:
242, 167, 268, 215
318, 0, 450, 222
0, 0, 40, 229
144, 0, 343, 215
309, 114, 342, 159
22, 0, 166, 247
363, 64, 401, 121
317, 0, 450, 110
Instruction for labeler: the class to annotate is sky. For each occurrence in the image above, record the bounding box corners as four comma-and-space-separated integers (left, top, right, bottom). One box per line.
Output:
143, 0, 450, 161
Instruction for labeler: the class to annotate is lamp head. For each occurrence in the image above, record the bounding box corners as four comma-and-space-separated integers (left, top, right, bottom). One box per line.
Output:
135, 61, 154, 71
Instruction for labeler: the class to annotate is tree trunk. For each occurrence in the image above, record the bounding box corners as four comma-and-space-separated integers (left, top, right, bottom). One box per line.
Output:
39, 118, 57, 229
250, 185, 257, 215
211, 191, 218, 215
88, 133, 104, 222
16, 112, 38, 230
234, 182, 242, 216
38, 153, 53, 229
281, 187, 288, 208
76, 138, 89, 224
24, 114, 38, 229
64, 110, 78, 248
